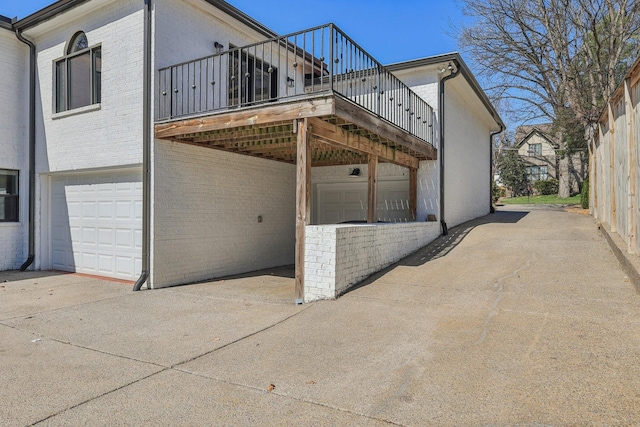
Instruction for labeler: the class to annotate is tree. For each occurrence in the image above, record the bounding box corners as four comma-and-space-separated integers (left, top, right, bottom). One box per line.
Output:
497, 149, 528, 196
458, 0, 640, 197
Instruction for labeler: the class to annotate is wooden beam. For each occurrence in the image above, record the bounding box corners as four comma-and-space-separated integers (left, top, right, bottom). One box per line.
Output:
368, 155, 378, 223
409, 168, 418, 221
155, 96, 335, 139
308, 117, 419, 169
295, 118, 311, 303
333, 96, 437, 160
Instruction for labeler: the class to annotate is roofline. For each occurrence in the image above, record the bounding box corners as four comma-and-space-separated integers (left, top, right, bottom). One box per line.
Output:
515, 129, 558, 149
0, 14, 13, 31
13, 0, 278, 39
386, 52, 505, 130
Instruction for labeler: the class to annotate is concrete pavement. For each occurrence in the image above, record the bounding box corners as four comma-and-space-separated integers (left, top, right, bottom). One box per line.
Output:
1, 205, 639, 426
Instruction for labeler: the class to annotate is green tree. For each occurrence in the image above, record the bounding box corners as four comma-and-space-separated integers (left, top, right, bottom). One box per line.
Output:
498, 149, 528, 196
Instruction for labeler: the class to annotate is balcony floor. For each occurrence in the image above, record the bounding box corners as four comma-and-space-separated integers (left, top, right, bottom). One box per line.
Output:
155, 94, 436, 168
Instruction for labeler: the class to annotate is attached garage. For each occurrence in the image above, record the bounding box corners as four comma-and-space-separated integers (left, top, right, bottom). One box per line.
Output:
315, 179, 412, 224
49, 169, 142, 281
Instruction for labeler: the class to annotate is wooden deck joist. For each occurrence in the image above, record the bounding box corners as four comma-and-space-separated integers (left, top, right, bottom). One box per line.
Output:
154, 94, 437, 168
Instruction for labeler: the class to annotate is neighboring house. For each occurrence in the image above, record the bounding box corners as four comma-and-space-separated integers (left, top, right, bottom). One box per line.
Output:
1, 0, 502, 302
514, 123, 586, 192
515, 124, 558, 183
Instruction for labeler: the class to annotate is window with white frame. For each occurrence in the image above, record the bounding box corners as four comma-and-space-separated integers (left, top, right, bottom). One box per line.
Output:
55, 31, 102, 113
0, 169, 19, 222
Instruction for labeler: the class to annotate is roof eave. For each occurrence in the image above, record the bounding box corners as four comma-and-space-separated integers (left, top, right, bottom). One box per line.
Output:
387, 52, 504, 131
0, 14, 14, 31
13, 0, 278, 39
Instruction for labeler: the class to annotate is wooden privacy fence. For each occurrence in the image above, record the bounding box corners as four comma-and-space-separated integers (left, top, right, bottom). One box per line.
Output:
591, 57, 640, 254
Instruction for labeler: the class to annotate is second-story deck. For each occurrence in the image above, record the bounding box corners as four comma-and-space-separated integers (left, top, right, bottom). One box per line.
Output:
154, 24, 437, 168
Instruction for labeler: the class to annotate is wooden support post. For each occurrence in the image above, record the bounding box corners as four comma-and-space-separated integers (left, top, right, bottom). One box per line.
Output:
409, 168, 418, 221
295, 119, 311, 304
625, 80, 637, 253
608, 102, 617, 233
368, 155, 378, 223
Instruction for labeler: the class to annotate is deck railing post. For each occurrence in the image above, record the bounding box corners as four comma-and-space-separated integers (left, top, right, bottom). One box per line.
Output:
329, 24, 334, 92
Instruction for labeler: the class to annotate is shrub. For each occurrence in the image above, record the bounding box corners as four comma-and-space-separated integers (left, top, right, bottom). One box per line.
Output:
533, 179, 558, 195
581, 178, 589, 209
492, 181, 501, 203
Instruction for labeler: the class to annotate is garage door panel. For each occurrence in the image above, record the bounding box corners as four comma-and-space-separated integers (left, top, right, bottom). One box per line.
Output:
82, 227, 97, 245
115, 201, 132, 219
116, 256, 134, 276
134, 201, 143, 220
99, 254, 114, 274
67, 201, 81, 219
134, 229, 143, 250
50, 171, 141, 280
115, 228, 133, 249
344, 190, 363, 203
82, 252, 98, 272
70, 226, 82, 244
98, 201, 114, 219
98, 228, 114, 246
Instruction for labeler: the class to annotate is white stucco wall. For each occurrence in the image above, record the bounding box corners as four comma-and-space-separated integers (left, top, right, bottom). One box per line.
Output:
0, 28, 29, 270
152, 140, 296, 288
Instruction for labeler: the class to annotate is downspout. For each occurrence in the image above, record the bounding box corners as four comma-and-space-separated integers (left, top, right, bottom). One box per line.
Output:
133, 0, 152, 291
439, 62, 460, 236
489, 126, 503, 213
15, 28, 36, 271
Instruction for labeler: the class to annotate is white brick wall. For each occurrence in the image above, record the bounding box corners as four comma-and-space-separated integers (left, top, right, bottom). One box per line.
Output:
33, 0, 145, 174
0, 29, 29, 270
444, 82, 492, 228
154, 0, 272, 71
151, 140, 296, 288
304, 222, 441, 302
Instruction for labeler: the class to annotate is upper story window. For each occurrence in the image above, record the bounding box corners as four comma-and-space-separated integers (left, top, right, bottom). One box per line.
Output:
527, 143, 542, 156
0, 169, 19, 222
228, 46, 277, 107
55, 31, 101, 113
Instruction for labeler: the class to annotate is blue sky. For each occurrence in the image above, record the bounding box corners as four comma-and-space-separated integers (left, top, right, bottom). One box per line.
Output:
0, 0, 468, 64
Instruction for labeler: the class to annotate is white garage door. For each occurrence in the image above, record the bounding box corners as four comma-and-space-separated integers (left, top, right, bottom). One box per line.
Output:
50, 170, 142, 280
316, 179, 411, 224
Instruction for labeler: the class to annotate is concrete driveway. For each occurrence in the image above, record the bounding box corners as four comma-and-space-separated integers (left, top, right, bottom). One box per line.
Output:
2, 205, 639, 426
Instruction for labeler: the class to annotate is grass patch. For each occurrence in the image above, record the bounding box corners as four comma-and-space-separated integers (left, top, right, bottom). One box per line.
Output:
499, 194, 581, 205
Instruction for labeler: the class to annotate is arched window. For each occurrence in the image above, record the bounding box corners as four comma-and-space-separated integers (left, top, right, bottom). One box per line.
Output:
55, 31, 101, 112
67, 31, 88, 54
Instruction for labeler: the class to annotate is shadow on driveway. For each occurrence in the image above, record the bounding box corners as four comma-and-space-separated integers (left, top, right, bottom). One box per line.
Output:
344, 210, 528, 295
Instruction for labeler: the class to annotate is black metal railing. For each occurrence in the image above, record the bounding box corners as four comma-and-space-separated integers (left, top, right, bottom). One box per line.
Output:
157, 24, 435, 145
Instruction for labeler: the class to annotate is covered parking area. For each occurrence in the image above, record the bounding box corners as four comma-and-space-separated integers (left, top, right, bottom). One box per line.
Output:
152, 94, 438, 302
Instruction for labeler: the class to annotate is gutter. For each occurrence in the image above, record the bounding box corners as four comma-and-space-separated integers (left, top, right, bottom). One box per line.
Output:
439, 61, 461, 236
489, 126, 504, 213
133, 0, 152, 291
15, 28, 36, 271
